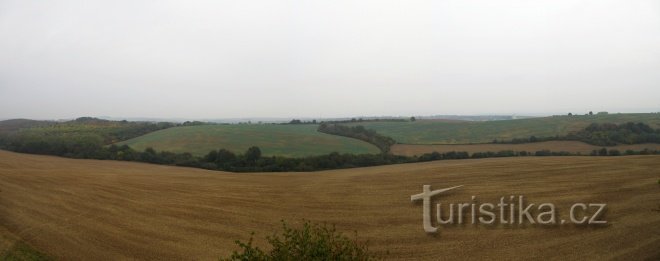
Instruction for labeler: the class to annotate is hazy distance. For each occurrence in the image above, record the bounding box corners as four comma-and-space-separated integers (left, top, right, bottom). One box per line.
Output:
1, 0, 659, 120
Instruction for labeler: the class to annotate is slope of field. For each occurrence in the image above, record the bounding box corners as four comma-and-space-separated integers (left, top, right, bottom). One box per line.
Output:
347, 113, 660, 144
116, 124, 380, 157
391, 141, 660, 156
0, 150, 658, 260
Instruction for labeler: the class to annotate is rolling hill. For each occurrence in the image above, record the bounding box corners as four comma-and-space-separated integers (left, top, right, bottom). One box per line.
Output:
345, 113, 660, 144
0, 119, 53, 134
0, 150, 658, 260
116, 124, 380, 157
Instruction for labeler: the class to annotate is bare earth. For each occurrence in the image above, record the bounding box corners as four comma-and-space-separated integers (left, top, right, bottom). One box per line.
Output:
391, 141, 660, 157
0, 150, 659, 260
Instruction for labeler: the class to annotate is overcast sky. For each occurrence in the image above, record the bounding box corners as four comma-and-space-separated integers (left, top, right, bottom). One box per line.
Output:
1, 0, 659, 120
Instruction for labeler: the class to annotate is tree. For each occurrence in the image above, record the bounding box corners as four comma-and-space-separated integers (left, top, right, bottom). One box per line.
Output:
205, 150, 218, 162
589, 111, 593, 115
217, 149, 237, 164
245, 146, 262, 162
141, 147, 159, 163
410, 116, 416, 122
568, 112, 573, 116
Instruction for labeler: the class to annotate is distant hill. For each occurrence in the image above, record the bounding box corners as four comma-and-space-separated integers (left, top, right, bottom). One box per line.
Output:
0, 117, 177, 158
0, 119, 53, 134
342, 113, 660, 144
421, 115, 535, 121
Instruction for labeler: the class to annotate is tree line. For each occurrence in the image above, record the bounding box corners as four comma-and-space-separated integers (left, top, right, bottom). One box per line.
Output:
2, 135, 657, 173
317, 123, 396, 153
1, 118, 659, 173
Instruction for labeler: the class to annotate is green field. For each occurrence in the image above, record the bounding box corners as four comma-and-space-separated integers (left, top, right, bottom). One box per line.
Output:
117, 124, 380, 157
345, 113, 660, 144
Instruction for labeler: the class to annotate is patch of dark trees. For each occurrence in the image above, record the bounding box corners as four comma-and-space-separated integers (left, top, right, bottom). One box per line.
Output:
317, 123, 396, 153
495, 122, 660, 146
287, 119, 317, 124
323, 118, 408, 124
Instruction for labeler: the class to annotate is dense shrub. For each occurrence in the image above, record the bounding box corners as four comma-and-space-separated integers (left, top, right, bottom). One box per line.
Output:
417, 151, 469, 161
199, 149, 416, 172
535, 150, 552, 156
224, 220, 377, 261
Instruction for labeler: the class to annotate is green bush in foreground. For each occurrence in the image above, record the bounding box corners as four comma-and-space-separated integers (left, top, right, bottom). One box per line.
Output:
0, 241, 51, 261
224, 220, 379, 261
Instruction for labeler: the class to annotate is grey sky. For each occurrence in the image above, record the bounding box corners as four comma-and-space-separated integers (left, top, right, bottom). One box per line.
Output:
1, 0, 659, 120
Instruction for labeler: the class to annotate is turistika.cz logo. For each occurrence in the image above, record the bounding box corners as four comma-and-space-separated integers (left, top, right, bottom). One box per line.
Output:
411, 185, 607, 233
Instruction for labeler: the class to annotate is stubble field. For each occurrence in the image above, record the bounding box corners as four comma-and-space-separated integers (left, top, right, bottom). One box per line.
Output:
0, 150, 658, 260
391, 141, 660, 156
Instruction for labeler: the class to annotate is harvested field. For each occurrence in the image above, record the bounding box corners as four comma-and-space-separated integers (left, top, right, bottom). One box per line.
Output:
0, 150, 658, 260
391, 141, 660, 157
